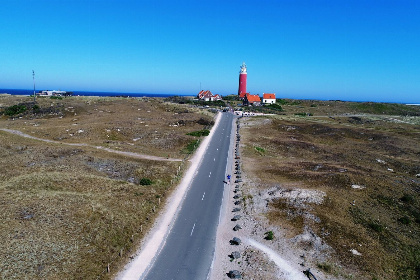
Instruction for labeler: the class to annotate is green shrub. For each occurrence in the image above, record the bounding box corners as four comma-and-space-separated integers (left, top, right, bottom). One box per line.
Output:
255, 146, 265, 154
368, 222, 384, 232
50, 96, 62, 100
185, 139, 200, 154
264, 231, 274, 240
139, 178, 153, 185
266, 103, 283, 111
4, 104, 27, 116
277, 99, 288, 105
400, 194, 414, 203
187, 129, 210, 137
413, 211, 420, 224
32, 104, 40, 113
398, 216, 411, 225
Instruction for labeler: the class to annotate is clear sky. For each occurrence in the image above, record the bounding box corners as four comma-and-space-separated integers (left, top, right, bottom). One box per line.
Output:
0, 0, 419, 103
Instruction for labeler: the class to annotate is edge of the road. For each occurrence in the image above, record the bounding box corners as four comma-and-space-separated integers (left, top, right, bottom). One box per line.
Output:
207, 113, 237, 280
115, 112, 223, 280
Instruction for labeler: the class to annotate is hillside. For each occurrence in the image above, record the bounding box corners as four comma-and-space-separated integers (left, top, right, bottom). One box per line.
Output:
233, 99, 420, 279
0, 95, 215, 279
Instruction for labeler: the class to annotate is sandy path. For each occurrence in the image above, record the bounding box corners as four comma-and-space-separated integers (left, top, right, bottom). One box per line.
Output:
246, 239, 307, 280
0, 128, 181, 162
115, 112, 223, 280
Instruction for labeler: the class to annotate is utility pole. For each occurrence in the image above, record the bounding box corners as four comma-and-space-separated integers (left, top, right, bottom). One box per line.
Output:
32, 70, 36, 102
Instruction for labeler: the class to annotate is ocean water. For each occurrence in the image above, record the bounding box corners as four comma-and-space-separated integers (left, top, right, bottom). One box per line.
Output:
0, 88, 191, 98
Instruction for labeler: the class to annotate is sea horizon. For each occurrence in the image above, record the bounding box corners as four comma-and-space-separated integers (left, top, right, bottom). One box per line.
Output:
1, 88, 419, 105
0, 88, 194, 98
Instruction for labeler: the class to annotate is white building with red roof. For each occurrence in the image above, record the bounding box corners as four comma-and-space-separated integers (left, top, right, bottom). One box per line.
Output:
197, 90, 222, 101
262, 93, 276, 104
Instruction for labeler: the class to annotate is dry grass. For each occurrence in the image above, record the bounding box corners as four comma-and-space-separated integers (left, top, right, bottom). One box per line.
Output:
0, 95, 214, 158
239, 101, 420, 279
0, 95, 215, 279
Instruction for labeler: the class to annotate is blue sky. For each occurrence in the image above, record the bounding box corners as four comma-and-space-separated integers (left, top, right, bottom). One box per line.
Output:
0, 0, 419, 103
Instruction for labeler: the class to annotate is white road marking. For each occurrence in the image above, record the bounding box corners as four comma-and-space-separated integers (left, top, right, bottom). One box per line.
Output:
214, 158, 216, 161
209, 171, 211, 177
202, 192, 205, 200
190, 223, 196, 236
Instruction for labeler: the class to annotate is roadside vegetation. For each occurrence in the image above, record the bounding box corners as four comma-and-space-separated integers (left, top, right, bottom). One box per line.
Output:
187, 129, 210, 137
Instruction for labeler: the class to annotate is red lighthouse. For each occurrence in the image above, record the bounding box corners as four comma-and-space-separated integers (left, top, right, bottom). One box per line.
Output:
238, 62, 247, 98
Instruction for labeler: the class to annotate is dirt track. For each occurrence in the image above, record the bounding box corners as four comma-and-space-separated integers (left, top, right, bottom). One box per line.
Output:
0, 128, 182, 162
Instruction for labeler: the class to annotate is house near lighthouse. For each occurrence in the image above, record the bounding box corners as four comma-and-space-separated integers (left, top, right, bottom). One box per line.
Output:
197, 90, 222, 101
262, 93, 276, 104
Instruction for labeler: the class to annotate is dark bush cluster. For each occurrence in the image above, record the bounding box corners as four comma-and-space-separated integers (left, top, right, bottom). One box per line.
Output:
4, 104, 28, 116
196, 117, 214, 126
187, 129, 210, 137
264, 230, 274, 240
139, 178, 153, 185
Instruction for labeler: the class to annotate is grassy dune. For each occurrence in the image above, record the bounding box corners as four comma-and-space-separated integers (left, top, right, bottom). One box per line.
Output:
0, 95, 214, 279
239, 100, 420, 279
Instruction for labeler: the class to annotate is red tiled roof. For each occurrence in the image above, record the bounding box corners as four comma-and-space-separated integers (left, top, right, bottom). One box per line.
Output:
198, 90, 212, 99
197, 90, 222, 101
263, 93, 276, 99
246, 94, 261, 102
213, 94, 222, 100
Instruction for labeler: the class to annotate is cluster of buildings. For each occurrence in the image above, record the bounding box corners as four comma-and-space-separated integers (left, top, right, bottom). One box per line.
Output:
196, 62, 276, 106
37, 90, 68, 96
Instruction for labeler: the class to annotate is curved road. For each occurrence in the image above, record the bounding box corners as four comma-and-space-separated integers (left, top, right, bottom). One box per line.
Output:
143, 112, 234, 280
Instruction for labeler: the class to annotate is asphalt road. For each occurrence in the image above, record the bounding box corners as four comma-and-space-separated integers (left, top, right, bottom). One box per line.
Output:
143, 112, 234, 280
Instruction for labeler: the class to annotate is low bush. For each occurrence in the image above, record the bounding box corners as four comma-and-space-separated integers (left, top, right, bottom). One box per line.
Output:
32, 104, 40, 113
398, 216, 411, 225
266, 103, 283, 111
400, 194, 414, 203
185, 139, 200, 154
187, 129, 210, 137
4, 104, 27, 116
254, 146, 265, 154
139, 178, 153, 185
368, 222, 384, 233
264, 231, 274, 240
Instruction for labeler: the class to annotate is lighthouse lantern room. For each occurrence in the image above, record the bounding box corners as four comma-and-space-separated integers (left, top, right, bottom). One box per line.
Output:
238, 62, 247, 98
